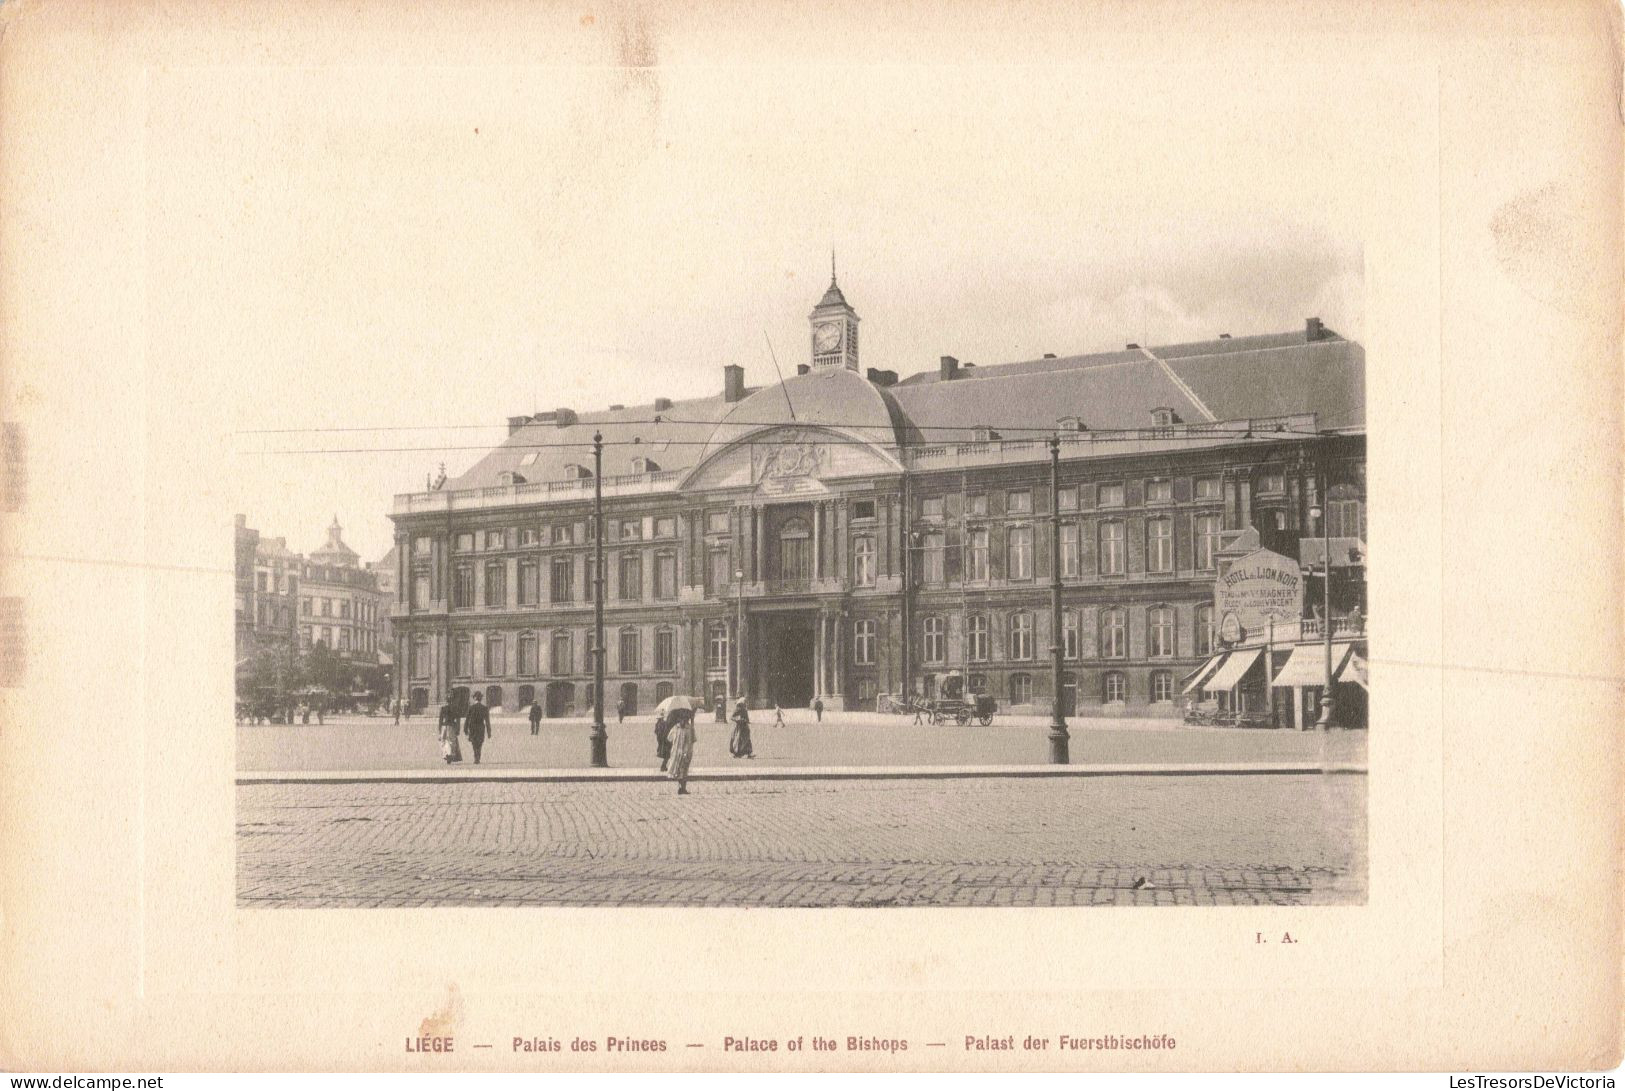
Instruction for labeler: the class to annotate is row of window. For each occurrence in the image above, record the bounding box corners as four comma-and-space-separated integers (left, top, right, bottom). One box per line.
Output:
300, 626, 378, 654
918, 475, 1236, 522
981, 670, 1178, 705
412, 628, 679, 680
916, 605, 1212, 664
419, 552, 683, 610
297, 596, 379, 622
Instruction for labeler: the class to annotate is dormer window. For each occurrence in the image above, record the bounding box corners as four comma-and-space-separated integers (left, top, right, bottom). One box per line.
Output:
561, 463, 592, 480
1151, 407, 1182, 427
972, 426, 1001, 443
630, 456, 661, 474
496, 470, 527, 486
1058, 416, 1088, 432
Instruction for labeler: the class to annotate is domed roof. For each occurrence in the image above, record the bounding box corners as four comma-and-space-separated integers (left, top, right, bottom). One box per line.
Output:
700, 367, 912, 463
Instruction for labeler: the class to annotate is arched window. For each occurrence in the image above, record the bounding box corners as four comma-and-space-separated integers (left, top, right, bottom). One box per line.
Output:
1103, 671, 1127, 704
654, 680, 674, 704
922, 616, 946, 663
1101, 607, 1127, 658
1148, 606, 1174, 657
1009, 673, 1034, 704
1008, 612, 1034, 660
778, 517, 811, 581
967, 614, 990, 662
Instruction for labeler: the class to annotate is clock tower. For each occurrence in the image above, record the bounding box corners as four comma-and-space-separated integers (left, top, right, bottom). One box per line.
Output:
808, 256, 860, 372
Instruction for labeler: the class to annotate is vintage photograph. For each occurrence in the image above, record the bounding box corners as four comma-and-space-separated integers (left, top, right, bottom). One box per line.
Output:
226, 52, 1369, 909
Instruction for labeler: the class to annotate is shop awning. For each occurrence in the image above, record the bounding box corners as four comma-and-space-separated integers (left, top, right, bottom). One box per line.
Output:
1271, 642, 1356, 688
1203, 647, 1262, 693
1181, 653, 1228, 694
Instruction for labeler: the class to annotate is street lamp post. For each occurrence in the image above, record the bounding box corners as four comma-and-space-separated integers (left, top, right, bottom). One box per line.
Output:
589, 431, 608, 766
734, 568, 745, 704
1310, 465, 1335, 731
1047, 436, 1071, 764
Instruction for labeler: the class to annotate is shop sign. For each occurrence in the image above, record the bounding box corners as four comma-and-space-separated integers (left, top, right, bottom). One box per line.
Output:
1215, 547, 1304, 636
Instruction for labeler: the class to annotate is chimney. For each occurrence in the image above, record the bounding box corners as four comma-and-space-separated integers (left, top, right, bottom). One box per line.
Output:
723, 364, 746, 403
653, 397, 673, 411
608, 404, 625, 411
553, 408, 578, 427
1042, 353, 1057, 359
866, 368, 898, 387
1218, 333, 1232, 339
1306, 317, 1325, 342
1126, 343, 1140, 350
796, 364, 810, 375
507, 414, 532, 435
939, 355, 960, 381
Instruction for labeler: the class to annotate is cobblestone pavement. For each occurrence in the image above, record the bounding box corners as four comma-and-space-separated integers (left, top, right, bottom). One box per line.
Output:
238, 774, 1365, 908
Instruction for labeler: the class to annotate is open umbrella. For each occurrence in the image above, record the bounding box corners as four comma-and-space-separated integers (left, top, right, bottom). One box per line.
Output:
653, 694, 701, 717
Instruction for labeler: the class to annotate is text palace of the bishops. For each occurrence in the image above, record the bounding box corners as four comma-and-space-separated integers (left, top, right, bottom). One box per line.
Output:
387, 271, 1367, 727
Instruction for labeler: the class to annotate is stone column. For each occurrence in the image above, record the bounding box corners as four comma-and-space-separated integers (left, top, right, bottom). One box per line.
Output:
813, 613, 825, 698
813, 503, 823, 580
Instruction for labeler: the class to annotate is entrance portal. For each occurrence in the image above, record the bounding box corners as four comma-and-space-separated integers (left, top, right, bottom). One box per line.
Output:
762, 613, 816, 708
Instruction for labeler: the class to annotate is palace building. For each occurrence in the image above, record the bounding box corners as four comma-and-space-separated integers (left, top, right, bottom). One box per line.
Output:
386, 272, 1366, 722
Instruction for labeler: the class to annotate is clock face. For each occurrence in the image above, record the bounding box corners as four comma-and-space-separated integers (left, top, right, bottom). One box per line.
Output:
813, 321, 842, 353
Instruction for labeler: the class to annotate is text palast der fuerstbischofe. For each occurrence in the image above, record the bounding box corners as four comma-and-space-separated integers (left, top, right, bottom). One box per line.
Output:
414, 1033, 1175, 1055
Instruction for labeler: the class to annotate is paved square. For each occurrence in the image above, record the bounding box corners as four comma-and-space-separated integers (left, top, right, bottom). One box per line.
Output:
237, 773, 1366, 908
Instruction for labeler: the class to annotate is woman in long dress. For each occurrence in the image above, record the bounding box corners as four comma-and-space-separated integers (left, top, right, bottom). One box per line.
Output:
730, 699, 754, 759
666, 708, 696, 794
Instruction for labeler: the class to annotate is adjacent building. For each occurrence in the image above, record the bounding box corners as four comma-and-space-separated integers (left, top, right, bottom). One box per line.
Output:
386, 273, 1366, 722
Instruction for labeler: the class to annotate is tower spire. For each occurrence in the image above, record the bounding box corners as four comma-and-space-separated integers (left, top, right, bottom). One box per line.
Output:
831, 249, 837, 285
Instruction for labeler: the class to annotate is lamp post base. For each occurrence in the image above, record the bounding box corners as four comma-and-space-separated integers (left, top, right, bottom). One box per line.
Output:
1047, 722, 1070, 765
1315, 696, 1336, 730
589, 727, 608, 767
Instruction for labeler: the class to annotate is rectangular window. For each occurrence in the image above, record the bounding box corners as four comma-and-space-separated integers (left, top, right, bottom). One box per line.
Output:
967, 493, 987, 516
853, 536, 876, 587
413, 535, 433, 556
454, 637, 473, 677
517, 633, 538, 675
1104, 671, 1126, 703
921, 496, 944, 520
968, 529, 990, 580
485, 635, 506, 675
923, 531, 945, 585
1060, 523, 1080, 577
1058, 486, 1079, 512
1195, 476, 1221, 501
1152, 671, 1175, 703
1149, 606, 1174, 657
484, 561, 506, 606
411, 636, 430, 679
1147, 518, 1173, 573
1098, 483, 1125, 508
620, 520, 642, 541
1099, 521, 1125, 575
653, 516, 676, 539
1007, 526, 1033, 580
1259, 469, 1286, 494
300, 597, 311, 616
1101, 610, 1127, 658
655, 629, 675, 671
854, 620, 876, 665
552, 524, 573, 545
452, 566, 474, 608
550, 557, 574, 603
709, 548, 732, 593
653, 552, 677, 600
1063, 612, 1079, 659
619, 630, 641, 673
1328, 498, 1362, 539
485, 530, 505, 550
1195, 514, 1222, 571
707, 624, 730, 671
852, 499, 877, 521
339, 600, 351, 618
921, 617, 946, 663
1196, 604, 1214, 655
1007, 489, 1032, 515
321, 598, 331, 617
518, 562, 539, 605
1147, 479, 1173, 503
412, 572, 431, 610
519, 527, 539, 546
456, 532, 475, 552
706, 510, 730, 533
551, 631, 572, 674
338, 628, 351, 651
1009, 613, 1033, 660
618, 553, 642, 600
967, 615, 989, 662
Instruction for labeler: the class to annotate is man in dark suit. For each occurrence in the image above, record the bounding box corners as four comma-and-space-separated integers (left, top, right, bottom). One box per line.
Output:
464, 692, 492, 764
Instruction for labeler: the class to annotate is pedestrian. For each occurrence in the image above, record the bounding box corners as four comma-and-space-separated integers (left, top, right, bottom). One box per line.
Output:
464, 692, 492, 764
773, 703, 785, 728
714, 696, 727, 723
667, 708, 696, 794
731, 699, 755, 759
813, 696, 824, 724
616, 696, 626, 724
654, 712, 672, 772
911, 698, 926, 725
437, 697, 463, 764
393, 699, 401, 726
529, 699, 543, 736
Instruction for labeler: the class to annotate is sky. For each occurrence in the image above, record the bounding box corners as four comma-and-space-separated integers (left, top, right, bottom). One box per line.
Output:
152, 42, 1369, 562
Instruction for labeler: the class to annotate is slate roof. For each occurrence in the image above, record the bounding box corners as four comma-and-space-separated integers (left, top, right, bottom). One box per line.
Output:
439, 323, 1363, 492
